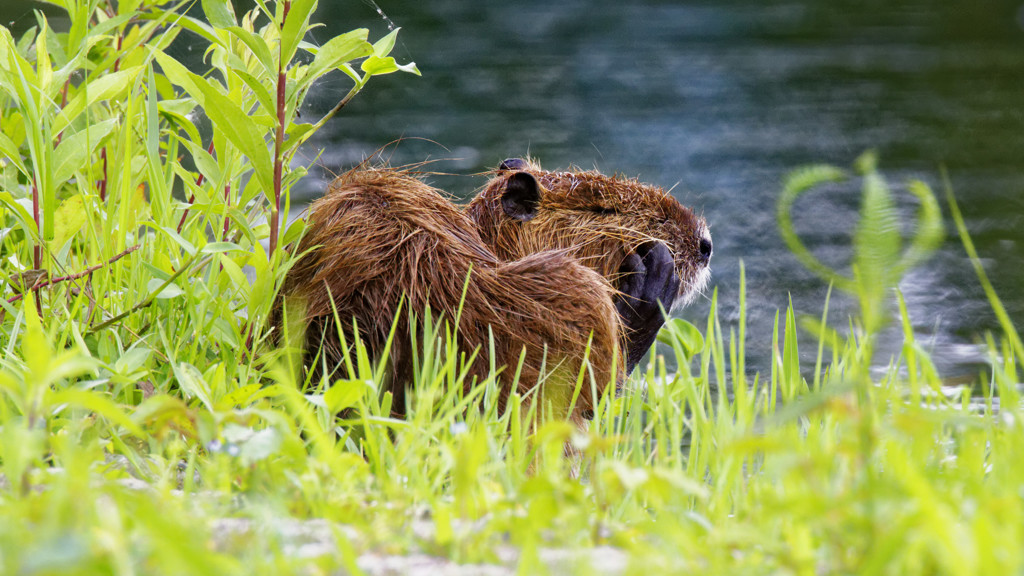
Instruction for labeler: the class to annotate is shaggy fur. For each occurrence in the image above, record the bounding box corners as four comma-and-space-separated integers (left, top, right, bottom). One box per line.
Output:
276, 167, 621, 421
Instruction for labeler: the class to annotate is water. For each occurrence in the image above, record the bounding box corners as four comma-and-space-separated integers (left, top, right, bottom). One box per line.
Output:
7, 0, 1024, 378
302, 0, 1024, 379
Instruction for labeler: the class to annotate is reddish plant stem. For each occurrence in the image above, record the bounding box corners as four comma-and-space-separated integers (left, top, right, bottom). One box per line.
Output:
31, 178, 40, 272
268, 0, 291, 260
98, 147, 108, 202
270, 86, 287, 258
176, 140, 217, 233
252, 0, 292, 351
113, 34, 123, 73
7, 244, 140, 305
269, 72, 284, 259
220, 184, 231, 273
31, 177, 42, 316
222, 183, 231, 241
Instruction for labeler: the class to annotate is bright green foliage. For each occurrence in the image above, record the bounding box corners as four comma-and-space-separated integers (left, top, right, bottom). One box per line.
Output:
0, 2, 1020, 574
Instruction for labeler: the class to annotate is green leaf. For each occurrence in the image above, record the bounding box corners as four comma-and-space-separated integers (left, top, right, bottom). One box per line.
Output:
87, 10, 134, 39
52, 118, 117, 184
777, 163, 851, 291
304, 29, 371, 81
656, 318, 705, 361
155, 49, 274, 194
852, 156, 901, 332
185, 139, 221, 184
218, 383, 261, 408
282, 217, 306, 246
53, 66, 143, 134
173, 362, 215, 411
193, 79, 273, 196
35, 16, 52, 95
161, 107, 202, 147
21, 292, 52, 381
202, 0, 237, 28
371, 27, 400, 57
218, 254, 249, 296
0, 191, 34, 230
200, 241, 243, 254
147, 278, 185, 299
226, 25, 276, 78
899, 179, 945, 272
361, 54, 420, 77
325, 379, 372, 413
50, 194, 87, 252
156, 225, 197, 256
151, 49, 206, 107
239, 427, 283, 465
279, 0, 317, 65
49, 388, 144, 438
0, 132, 27, 175
360, 55, 399, 76
231, 67, 275, 114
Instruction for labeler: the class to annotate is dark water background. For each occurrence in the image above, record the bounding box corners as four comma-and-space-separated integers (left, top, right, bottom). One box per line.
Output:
311, 0, 1024, 379
7, 0, 1024, 379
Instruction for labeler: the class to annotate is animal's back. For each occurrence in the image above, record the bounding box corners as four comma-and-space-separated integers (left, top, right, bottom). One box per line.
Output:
277, 167, 621, 419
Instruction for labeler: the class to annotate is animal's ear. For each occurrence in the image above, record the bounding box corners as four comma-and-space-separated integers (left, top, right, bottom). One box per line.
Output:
498, 158, 530, 171
501, 172, 541, 221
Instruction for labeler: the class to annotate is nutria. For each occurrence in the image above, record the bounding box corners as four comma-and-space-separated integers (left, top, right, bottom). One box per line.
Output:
466, 158, 712, 371
276, 167, 623, 422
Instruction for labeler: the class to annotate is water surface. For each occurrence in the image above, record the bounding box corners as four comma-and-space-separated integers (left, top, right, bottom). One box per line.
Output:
7, 0, 1024, 377
301, 0, 1024, 378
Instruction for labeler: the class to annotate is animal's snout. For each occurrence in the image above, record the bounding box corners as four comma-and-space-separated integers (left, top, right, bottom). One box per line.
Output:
698, 231, 713, 264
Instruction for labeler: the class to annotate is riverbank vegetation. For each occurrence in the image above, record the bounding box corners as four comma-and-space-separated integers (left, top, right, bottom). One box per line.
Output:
1, 1, 1020, 574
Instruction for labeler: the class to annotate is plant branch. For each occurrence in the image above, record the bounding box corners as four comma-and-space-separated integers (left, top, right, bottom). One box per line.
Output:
7, 244, 141, 304
269, 2, 291, 259
88, 251, 209, 334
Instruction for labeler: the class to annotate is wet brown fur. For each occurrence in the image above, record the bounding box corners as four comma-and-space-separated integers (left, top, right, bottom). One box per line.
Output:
466, 159, 711, 307
276, 167, 621, 421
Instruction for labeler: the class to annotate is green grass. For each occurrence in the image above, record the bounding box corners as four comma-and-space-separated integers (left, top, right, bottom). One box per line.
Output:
1, 1, 1022, 574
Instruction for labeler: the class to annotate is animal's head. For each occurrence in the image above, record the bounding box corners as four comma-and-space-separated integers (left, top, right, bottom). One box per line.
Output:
466, 158, 712, 307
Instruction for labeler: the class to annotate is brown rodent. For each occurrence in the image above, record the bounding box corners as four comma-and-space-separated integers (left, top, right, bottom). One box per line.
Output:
275, 166, 622, 422
466, 158, 712, 371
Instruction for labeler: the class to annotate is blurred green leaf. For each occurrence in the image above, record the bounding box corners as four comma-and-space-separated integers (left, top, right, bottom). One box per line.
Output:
50, 388, 144, 437
899, 179, 945, 272
325, 379, 372, 413
777, 163, 851, 290
237, 427, 282, 465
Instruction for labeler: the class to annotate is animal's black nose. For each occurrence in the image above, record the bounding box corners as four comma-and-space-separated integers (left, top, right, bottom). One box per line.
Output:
698, 236, 713, 263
